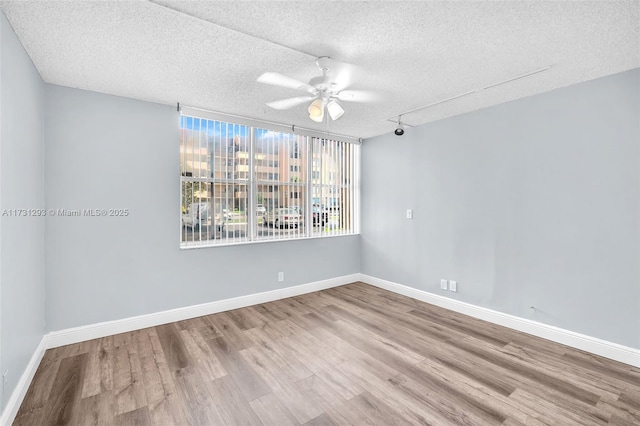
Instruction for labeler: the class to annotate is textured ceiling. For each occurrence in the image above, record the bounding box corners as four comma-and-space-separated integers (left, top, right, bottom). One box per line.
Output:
1, 1, 638, 139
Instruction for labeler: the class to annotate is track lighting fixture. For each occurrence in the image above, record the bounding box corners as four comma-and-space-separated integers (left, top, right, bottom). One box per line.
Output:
394, 116, 405, 136
387, 66, 552, 135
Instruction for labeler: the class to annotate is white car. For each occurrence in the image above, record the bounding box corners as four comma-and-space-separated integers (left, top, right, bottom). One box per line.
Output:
182, 203, 211, 229
265, 207, 302, 229
256, 204, 266, 216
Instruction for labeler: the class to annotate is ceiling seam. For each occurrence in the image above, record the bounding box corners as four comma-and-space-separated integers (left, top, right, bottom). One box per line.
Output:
387, 65, 553, 123
145, 0, 318, 59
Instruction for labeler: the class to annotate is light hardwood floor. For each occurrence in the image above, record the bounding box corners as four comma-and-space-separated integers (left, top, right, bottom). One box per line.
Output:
14, 282, 640, 425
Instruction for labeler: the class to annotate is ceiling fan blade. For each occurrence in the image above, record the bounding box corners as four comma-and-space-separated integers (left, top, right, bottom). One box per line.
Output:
330, 63, 355, 92
257, 72, 315, 93
266, 96, 316, 110
336, 90, 379, 103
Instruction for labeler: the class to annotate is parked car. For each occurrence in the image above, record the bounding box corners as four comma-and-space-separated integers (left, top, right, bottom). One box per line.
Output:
265, 207, 302, 229
214, 208, 232, 222
182, 203, 211, 229
256, 204, 266, 216
312, 204, 327, 226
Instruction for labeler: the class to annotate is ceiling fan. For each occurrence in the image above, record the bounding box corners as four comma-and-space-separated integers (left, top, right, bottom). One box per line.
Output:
257, 56, 377, 123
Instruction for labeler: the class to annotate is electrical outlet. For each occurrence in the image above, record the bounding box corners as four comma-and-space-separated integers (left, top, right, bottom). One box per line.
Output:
440, 279, 448, 290
406, 209, 413, 219
278, 272, 284, 282
449, 280, 457, 292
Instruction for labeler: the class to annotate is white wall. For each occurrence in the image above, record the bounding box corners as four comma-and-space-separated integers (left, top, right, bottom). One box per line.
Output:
44, 84, 360, 331
361, 68, 640, 349
0, 12, 45, 410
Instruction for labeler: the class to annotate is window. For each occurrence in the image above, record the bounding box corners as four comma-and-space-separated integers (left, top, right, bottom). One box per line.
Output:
180, 109, 360, 248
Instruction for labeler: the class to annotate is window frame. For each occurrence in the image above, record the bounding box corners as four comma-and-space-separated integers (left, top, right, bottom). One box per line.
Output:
179, 107, 360, 249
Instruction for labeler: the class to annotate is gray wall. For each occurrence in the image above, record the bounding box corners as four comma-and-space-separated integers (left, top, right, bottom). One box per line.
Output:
0, 12, 46, 410
44, 85, 360, 331
361, 68, 640, 349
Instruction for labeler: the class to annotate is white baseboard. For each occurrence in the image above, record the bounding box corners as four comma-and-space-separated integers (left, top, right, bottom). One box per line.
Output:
45, 273, 360, 349
0, 273, 358, 425
359, 274, 640, 368
0, 338, 46, 426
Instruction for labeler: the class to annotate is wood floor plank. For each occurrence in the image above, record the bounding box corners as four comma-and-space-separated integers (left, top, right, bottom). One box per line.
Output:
336, 360, 458, 425
12, 407, 45, 426
15, 282, 640, 425
113, 406, 152, 426
205, 375, 262, 425
206, 335, 272, 401
425, 342, 613, 424
196, 315, 224, 340
308, 326, 401, 380
410, 359, 547, 426
146, 394, 190, 426
75, 392, 114, 426
456, 335, 613, 404
112, 342, 147, 416
204, 312, 255, 350
249, 392, 299, 426
509, 388, 606, 425
303, 412, 339, 426
503, 342, 633, 398
251, 301, 290, 322
619, 390, 640, 411
286, 324, 346, 366
563, 350, 640, 389
225, 306, 268, 330
388, 373, 504, 425
276, 333, 364, 399
349, 390, 415, 426
155, 323, 193, 373
239, 345, 324, 424
328, 285, 416, 316
172, 369, 226, 425
179, 328, 227, 382
243, 326, 314, 382
608, 415, 639, 426
81, 336, 114, 399
42, 353, 88, 425
597, 396, 640, 424
13, 350, 61, 421
297, 374, 375, 426
333, 318, 426, 365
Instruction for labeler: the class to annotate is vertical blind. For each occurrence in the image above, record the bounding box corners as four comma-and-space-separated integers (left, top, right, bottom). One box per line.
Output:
180, 112, 360, 248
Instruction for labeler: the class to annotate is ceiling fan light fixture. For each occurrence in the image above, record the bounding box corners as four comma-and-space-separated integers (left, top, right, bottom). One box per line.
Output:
308, 98, 325, 122
326, 99, 344, 120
